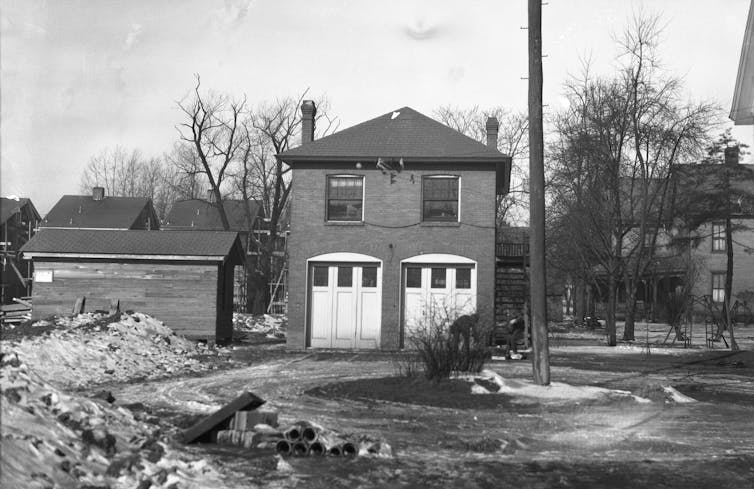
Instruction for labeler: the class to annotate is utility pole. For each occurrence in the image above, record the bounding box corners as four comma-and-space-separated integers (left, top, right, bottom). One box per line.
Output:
528, 0, 550, 385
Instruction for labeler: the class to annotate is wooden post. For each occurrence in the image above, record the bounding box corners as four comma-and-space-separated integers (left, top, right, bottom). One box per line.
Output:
72, 297, 86, 315
528, 0, 550, 385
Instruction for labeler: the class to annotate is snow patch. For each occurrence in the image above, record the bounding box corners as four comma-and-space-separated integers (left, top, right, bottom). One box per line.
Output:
465, 369, 650, 403
662, 386, 697, 403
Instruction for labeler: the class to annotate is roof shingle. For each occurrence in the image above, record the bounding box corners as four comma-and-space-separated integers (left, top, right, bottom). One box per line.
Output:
42, 195, 156, 229
21, 229, 242, 261
164, 200, 262, 231
277, 107, 507, 162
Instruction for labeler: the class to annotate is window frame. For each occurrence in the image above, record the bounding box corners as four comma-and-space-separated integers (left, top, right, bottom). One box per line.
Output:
421, 175, 460, 222
711, 222, 726, 252
711, 272, 726, 303
326, 174, 365, 222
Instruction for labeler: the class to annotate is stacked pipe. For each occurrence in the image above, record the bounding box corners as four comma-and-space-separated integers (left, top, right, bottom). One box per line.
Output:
215, 412, 391, 458
215, 409, 283, 449
274, 421, 358, 457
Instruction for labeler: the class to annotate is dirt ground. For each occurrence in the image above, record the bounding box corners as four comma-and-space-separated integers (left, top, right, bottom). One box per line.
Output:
107, 323, 754, 489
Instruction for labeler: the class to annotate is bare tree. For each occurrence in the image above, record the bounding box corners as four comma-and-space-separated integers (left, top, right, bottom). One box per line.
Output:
175, 75, 247, 230
79, 146, 174, 221
434, 105, 529, 225
231, 93, 338, 310
548, 13, 716, 345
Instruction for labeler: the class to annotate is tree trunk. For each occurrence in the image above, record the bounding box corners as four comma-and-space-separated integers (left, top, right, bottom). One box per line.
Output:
725, 215, 739, 350
606, 272, 617, 346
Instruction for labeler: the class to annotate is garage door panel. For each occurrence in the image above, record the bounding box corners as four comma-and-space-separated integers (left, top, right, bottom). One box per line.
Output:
310, 289, 332, 347
358, 290, 380, 345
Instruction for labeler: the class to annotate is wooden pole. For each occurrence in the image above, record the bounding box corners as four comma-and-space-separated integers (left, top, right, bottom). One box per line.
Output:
528, 0, 550, 385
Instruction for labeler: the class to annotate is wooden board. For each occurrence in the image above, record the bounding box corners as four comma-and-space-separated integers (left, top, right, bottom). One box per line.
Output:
182, 392, 266, 444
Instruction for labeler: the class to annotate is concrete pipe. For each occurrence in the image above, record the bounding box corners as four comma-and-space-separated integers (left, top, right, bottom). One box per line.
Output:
275, 439, 292, 455
307, 441, 326, 456
292, 441, 308, 457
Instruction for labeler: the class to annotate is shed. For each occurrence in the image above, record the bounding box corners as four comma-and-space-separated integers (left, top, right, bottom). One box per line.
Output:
20, 229, 244, 342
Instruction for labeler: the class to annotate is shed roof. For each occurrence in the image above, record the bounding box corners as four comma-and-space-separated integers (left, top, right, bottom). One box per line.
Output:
21, 229, 243, 263
42, 195, 158, 230
1, 198, 41, 225
164, 200, 263, 231
277, 107, 508, 162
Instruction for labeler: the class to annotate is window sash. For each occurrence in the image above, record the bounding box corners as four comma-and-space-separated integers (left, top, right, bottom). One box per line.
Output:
422, 177, 459, 221
712, 223, 725, 251
711, 272, 726, 303
327, 176, 363, 221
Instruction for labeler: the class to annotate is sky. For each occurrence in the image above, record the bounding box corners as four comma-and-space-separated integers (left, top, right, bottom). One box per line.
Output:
2, 0, 752, 215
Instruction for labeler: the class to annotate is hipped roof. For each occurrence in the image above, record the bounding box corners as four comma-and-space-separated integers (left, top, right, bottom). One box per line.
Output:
164, 200, 263, 231
277, 107, 508, 162
21, 229, 244, 264
42, 195, 159, 230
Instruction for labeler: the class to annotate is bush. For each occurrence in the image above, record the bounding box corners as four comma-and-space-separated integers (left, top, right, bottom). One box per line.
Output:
407, 309, 492, 381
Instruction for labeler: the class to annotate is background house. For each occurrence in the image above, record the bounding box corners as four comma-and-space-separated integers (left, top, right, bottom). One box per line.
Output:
21, 229, 244, 343
1, 197, 41, 306
278, 102, 511, 350
40, 187, 159, 230
164, 198, 267, 312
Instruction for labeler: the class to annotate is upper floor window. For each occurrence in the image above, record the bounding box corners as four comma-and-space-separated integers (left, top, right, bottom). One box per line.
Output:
422, 176, 459, 222
711, 223, 725, 252
327, 175, 364, 221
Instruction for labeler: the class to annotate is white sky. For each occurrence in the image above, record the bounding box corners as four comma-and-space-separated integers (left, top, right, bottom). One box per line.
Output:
2, 0, 752, 214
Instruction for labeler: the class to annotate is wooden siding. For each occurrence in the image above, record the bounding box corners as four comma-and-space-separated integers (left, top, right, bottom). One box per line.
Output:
31, 260, 221, 339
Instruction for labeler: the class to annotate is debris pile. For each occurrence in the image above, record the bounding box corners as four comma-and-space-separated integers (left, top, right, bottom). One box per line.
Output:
0, 351, 226, 489
4, 312, 212, 389
185, 392, 392, 459
233, 313, 287, 340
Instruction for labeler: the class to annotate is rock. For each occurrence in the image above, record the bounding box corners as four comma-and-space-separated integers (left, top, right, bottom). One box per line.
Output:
92, 390, 116, 403
81, 428, 117, 456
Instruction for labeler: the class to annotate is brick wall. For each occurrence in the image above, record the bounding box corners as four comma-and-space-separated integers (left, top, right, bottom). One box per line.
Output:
288, 161, 497, 349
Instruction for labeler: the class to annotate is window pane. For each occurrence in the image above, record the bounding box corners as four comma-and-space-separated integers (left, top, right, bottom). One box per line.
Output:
431, 268, 446, 288
327, 176, 363, 221
312, 266, 328, 287
712, 273, 726, 302
423, 201, 458, 221
327, 200, 363, 221
423, 177, 458, 199
456, 268, 471, 289
338, 266, 353, 287
406, 267, 422, 288
362, 267, 377, 287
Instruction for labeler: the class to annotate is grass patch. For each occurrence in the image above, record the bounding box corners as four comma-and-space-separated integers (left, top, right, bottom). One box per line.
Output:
306, 375, 534, 410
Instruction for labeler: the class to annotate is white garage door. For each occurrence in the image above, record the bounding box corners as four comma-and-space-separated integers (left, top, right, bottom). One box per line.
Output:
403, 264, 476, 345
309, 263, 381, 349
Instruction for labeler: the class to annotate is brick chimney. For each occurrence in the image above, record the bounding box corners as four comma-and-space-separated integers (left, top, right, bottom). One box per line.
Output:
301, 100, 317, 145
486, 117, 499, 149
724, 145, 740, 165
92, 186, 105, 201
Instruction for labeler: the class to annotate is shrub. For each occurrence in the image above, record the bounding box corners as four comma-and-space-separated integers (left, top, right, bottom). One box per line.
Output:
407, 308, 492, 381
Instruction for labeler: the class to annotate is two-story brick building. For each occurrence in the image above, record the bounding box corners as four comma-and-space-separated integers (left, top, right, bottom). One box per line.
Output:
277, 102, 511, 350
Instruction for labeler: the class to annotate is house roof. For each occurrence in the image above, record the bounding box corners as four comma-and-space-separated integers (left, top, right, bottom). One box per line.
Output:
1, 198, 41, 225
164, 200, 263, 231
277, 107, 508, 162
41, 195, 158, 230
21, 229, 244, 263
731, 0, 754, 124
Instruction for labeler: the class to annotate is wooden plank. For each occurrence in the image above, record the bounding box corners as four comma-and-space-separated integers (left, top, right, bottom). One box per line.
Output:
182, 392, 266, 444
72, 297, 85, 314
12, 297, 32, 308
